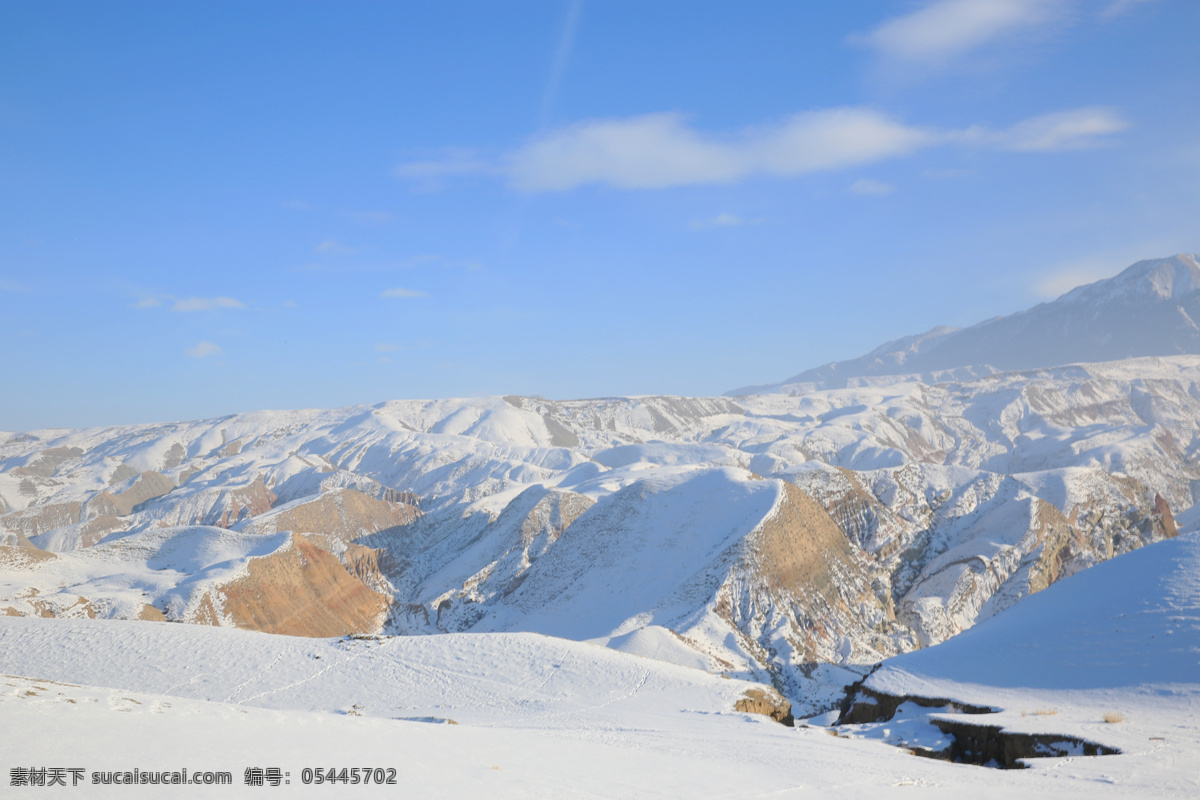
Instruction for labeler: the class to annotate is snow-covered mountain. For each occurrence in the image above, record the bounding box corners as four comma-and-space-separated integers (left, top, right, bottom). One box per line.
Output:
735, 253, 1200, 393
2, 356, 1194, 713
5, 254, 1200, 794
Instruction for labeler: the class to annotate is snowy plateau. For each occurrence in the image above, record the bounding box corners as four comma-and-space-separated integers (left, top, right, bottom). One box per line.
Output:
3, 254, 1200, 797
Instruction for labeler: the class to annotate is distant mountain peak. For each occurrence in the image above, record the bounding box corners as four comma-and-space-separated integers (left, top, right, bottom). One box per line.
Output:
734, 253, 1200, 395
1060, 253, 1200, 304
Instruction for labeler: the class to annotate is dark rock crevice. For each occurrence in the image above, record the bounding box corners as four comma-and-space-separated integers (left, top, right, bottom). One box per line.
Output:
835, 684, 1119, 769
915, 718, 1120, 769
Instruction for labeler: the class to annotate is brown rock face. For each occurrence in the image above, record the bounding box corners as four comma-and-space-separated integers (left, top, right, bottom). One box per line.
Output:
1153, 493, 1178, 538
217, 477, 277, 528
10, 447, 83, 478
1, 502, 83, 538
77, 515, 125, 548
137, 604, 167, 622
342, 542, 397, 593
753, 482, 860, 598
715, 481, 895, 672
216, 534, 389, 637
735, 688, 795, 726
0, 544, 57, 567
240, 488, 418, 544
87, 471, 175, 518
1026, 500, 1081, 595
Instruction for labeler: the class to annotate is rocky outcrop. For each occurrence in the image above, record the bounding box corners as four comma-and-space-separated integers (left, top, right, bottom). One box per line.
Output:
1, 502, 83, 538
214, 534, 389, 637
735, 687, 794, 726
342, 542, 398, 594
10, 447, 82, 478
76, 515, 126, 548
0, 544, 56, 568
216, 477, 276, 527
86, 471, 175, 518
717, 482, 903, 671
239, 487, 418, 544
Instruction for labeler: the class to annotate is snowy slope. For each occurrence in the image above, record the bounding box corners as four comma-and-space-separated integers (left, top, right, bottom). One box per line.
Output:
2, 617, 1195, 798
829, 533, 1200, 792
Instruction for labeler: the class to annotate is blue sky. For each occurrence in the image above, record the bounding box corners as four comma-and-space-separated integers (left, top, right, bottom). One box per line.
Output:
3, 0, 1199, 431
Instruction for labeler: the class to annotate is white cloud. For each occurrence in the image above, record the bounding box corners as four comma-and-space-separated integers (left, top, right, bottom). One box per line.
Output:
316, 240, 355, 255
375, 343, 400, 352
857, 0, 1065, 64
506, 109, 934, 192
172, 296, 245, 312
397, 105, 1128, 193
923, 167, 975, 178
987, 107, 1129, 151
849, 178, 896, 195
186, 341, 222, 358
380, 287, 429, 299
690, 213, 761, 230
0, 278, 24, 293
393, 148, 492, 181
1100, 0, 1155, 20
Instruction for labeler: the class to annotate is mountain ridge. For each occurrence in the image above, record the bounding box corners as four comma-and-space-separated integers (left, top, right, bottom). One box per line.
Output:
732, 253, 1200, 395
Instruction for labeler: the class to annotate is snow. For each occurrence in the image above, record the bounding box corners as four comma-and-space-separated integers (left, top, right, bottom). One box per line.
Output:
4, 345, 1200, 793
2, 616, 1196, 797
833, 533, 1200, 794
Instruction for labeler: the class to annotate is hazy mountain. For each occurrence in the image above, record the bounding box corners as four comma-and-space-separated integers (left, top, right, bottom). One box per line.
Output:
734, 253, 1200, 394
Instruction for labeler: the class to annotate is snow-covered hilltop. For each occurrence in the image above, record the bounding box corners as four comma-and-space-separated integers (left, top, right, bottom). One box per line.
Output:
2, 355, 1194, 712
736, 253, 1200, 393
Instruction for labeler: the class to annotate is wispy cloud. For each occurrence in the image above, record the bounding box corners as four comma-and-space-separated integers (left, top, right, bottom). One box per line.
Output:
539, 0, 585, 129
375, 343, 400, 352
1100, 0, 1155, 21
690, 213, 761, 230
341, 209, 396, 225
1, 278, 28, 293
505, 109, 935, 191
923, 167, 975, 178
186, 341, 222, 358
315, 239, 356, 255
982, 107, 1129, 151
397, 105, 1128, 193
380, 287, 429, 299
393, 148, 494, 182
849, 178, 896, 195
855, 0, 1067, 64
172, 296, 246, 312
